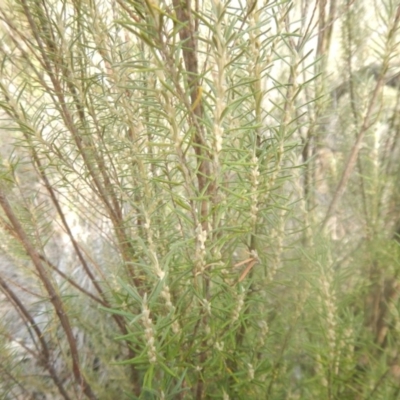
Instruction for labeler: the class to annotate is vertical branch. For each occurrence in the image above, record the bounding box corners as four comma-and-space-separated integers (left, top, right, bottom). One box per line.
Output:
343, 0, 370, 233
172, 0, 212, 229
303, 0, 327, 214
170, 3, 214, 398
316, 0, 337, 60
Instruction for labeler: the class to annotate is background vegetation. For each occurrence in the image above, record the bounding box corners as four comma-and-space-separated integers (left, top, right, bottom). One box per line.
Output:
0, 0, 400, 398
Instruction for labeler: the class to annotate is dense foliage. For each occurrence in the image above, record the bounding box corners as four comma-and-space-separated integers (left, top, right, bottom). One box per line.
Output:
0, 0, 400, 398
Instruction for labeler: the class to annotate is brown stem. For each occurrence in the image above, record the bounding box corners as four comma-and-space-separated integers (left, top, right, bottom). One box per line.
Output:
172, 0, 212, 227
321, 4, 400, 230
19, 0, 141, 287
0, 275, 72, 400
0, 190, 97, 400
1, 3, 142, 391
321, 69, 386, 231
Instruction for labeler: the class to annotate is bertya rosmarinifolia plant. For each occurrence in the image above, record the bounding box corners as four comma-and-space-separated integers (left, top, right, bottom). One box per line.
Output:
1, 0, 400, 398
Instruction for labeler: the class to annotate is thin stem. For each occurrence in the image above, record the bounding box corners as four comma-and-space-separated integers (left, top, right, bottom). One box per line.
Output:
0, 189, 97, 400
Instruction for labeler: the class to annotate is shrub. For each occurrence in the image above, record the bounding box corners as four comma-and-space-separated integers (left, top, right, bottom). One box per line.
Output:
0, 0, 400, 399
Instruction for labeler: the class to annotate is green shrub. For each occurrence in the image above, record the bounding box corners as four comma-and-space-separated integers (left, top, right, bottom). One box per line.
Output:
0, 0, 400, 399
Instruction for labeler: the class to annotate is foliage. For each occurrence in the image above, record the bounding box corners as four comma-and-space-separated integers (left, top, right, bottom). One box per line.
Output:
0, 0, 400, 399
